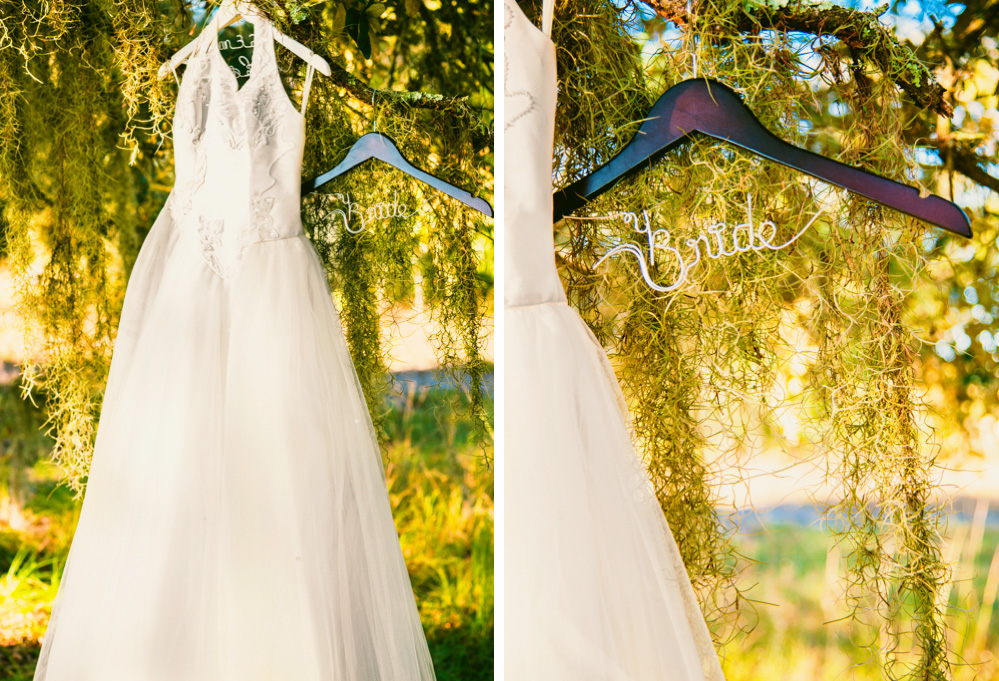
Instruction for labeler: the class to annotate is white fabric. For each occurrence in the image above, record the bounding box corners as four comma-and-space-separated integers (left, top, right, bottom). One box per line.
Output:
301, 63, 315, 114
542, 0, 554, 37
503, 2, 727, 680
33, 19, 436, 681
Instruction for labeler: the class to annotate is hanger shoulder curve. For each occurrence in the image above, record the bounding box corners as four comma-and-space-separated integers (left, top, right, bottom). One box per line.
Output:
689, 81, 971, 237
158, 40, 199, 79
553, 78, 971, 237
302, 133, 493, 218
552, 80, 711, 219
301, 133, 383, 193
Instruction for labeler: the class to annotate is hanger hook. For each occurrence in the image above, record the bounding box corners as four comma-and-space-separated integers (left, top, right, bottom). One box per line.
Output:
371, 90, 377, 132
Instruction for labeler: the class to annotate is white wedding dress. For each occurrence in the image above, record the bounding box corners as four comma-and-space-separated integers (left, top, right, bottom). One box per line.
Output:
33, 17, 436, 681
503, 2, 726, 679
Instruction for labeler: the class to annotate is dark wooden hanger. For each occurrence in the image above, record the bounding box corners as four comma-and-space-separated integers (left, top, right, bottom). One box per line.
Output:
552, 78, 971, 237
302, 132, 493, 218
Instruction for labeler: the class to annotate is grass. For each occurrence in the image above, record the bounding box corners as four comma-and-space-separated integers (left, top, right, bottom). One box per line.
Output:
722, 522, 999, 681
0, 382, 493, 681
385, 381, 494, 680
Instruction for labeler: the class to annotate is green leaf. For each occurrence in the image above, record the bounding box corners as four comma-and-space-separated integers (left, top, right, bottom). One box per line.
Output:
345, 8, 372, 59
330, 2, 347, 34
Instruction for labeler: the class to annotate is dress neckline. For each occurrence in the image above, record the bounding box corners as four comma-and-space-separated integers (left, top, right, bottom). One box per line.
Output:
207, 18, 270, 94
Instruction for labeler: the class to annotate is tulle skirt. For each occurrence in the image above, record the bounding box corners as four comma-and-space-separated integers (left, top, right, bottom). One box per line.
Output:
33, 198, 436, 681
504, 301, 725, 681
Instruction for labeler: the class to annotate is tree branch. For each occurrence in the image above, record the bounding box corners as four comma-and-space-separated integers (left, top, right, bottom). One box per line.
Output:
325, 60, 492, 148
641, 0, 953, 117
942, 142, 999, 195
326, 60, 471, 112
897, 120, 999, 197
947, 0, 999, 66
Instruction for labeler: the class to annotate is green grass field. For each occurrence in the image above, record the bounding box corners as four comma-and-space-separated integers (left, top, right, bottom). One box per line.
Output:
722, 522, 999, 681
0, 382, 494, 681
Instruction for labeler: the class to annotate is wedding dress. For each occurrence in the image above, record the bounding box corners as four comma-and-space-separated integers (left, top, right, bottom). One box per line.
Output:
33, 17, 435, 681
503, 2, 726, 679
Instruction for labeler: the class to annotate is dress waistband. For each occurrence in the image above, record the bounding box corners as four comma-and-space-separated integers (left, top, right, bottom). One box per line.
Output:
504, 300, 570, 310
262, 232, 307, 243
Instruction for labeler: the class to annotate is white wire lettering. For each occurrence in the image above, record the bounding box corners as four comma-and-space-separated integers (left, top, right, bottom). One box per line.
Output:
219, 33, 255, 51
225, 55, 252, 79
593, 194, 821, 291
328, 192, 416, 234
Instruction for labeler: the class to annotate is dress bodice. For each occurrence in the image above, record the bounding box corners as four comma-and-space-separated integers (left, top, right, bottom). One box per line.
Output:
170, 18, 306, 280
503, 0, 567, 307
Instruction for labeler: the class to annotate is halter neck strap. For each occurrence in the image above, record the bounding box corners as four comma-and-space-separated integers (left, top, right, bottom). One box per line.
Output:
301, 63, 315, 114
541, 0, 554, 37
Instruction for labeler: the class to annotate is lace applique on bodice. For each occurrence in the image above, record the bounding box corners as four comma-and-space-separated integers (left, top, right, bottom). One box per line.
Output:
503, 4, 537, 132
503, 0, 567, 307
171, 18, 306, 280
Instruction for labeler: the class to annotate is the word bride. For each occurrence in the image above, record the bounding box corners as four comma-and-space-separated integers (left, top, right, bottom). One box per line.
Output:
594, 195, 822, 291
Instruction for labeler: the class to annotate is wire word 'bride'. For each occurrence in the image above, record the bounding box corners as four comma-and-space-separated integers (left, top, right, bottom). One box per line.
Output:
594, 195, 821, 291
329, 191, 416, 234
